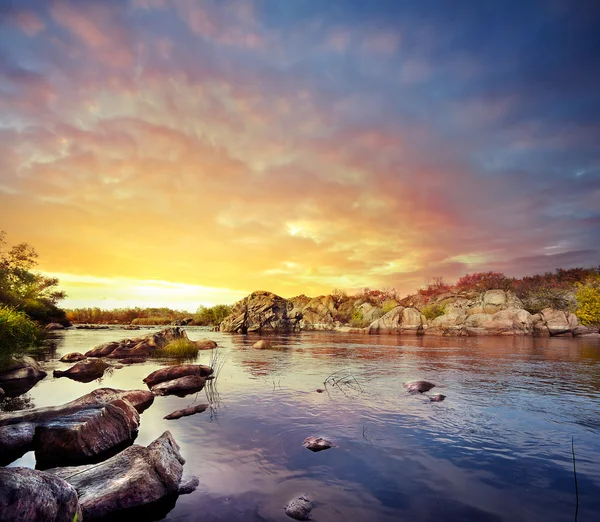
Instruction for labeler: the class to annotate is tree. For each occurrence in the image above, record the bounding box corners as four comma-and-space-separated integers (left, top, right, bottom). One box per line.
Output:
0, 231, 67, 323
575, 275, 600, 327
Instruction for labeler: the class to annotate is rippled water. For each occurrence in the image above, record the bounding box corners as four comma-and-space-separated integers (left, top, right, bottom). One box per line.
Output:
6, 328, 600, 521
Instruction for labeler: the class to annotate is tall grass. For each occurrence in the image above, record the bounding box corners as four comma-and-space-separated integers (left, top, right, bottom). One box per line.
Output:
0, 305, 40, 370
153, 338, 199, 359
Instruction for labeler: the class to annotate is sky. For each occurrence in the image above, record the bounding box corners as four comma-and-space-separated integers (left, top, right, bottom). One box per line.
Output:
1, 0, 599, 311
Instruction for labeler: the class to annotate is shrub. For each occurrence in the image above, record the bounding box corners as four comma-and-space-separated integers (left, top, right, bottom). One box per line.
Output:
381, 299, 399, 314
418, 277, 452, 299
0, 305, 40, 369
131, 316, 173, 325
575, 276, 600, 327
455, 272, 514, 293
153, 338, 199, 359
421, 303, 445, 321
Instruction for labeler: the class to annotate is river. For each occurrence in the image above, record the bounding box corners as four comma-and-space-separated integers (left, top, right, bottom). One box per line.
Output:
5, 328, 600, 521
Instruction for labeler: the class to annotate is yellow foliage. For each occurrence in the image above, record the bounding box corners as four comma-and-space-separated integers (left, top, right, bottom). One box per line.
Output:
575, 276, 600, 327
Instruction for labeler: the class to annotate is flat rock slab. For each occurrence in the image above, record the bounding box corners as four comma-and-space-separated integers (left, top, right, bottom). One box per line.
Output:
48, 431, 185, 521
164, 403, 209, 420
34, 398, 140, 468
404, 380, 436, 393
144, 364, 213, 388
54, 359, 110, 382
0, 467, 82, 522
303, 436, 333, 452
285, 495, 312, 520
59, 352, 86, 362
151, 375, 207, 397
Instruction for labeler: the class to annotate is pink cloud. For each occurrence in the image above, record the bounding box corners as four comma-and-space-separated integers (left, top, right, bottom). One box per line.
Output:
11, 10, 45, 36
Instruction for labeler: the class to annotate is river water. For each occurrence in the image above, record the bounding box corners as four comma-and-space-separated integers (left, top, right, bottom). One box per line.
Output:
5, 328, 600, 522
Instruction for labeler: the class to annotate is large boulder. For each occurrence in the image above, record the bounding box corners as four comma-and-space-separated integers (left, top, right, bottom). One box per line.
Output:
48, 431, 185, 521
464, 308, 533, 335
534, 308, 579, 336
368, 306, 403, 334
0, 423, 35, 465
0, 356, 47, 397
34, 399, 140, 468
400, 307, 425, 333
220, 291, 296, 333
143, 364, 213, 388
85, 328, 188, 359
53, 359, 110, 382
0, 467, 82, 522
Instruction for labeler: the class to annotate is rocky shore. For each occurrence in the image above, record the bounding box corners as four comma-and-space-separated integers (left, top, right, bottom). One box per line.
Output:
219, 289, 598, 337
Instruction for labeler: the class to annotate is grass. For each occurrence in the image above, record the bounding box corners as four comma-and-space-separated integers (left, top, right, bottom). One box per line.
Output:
153, 338, 199, 359
0, 305, 40, 370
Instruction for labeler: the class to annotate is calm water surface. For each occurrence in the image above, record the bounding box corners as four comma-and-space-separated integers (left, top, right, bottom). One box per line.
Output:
5, 328, 600, 522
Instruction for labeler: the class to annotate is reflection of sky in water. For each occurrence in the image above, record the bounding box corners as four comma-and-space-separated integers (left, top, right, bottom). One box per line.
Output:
6, 328, 600, 521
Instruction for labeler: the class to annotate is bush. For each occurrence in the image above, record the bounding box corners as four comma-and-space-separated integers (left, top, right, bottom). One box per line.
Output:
153, 338, 199, 359
194, 304, 233, 326
455, 272, 515, 293
418, 277, 452, 299
421, 303, 445, 321
131, 316, 173, 325
575, 276, 600, 327
349, 308, 370, 328
0, 305, 40, 369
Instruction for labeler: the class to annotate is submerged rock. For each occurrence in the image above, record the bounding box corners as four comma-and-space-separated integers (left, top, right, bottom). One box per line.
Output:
285, 495, 312, 520
53, 359, 110, 382
164, 403, 209, 420
252, 339, 272, 349
48, 431, 185, 521
429, 394, 446, 402
143, 364, 213, 388
151, 375, 207, 397
0, 467, 82, 522
34, 398, 140, 468
404, 380, 436, 393
303, 436, 333, 452
59, 352, 86, 362
0, 356, 47, 398
178, 474, 200, 494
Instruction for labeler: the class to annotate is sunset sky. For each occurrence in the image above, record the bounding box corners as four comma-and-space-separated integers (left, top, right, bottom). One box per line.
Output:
1, 0, 599, 311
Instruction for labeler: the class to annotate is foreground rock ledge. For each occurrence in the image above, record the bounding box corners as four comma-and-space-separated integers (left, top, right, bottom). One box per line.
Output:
48, 431, 186, 521
0, 467, 82, 522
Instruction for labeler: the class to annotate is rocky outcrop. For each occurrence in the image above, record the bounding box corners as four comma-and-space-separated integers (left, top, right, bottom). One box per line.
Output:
0, 388, 153, 466
533, 308, 579, 336
0, 467, 82, 522
48, 431, 186, 521
0, 356, 47, 397
85, 327, 188, 359
220, 291, 295, 333
34, 398, 140, 468
54, 359, 111, 382
143, 364, 213, 388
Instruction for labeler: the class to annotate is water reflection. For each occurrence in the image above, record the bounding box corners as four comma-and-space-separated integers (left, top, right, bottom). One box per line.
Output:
3, 327, 600, 521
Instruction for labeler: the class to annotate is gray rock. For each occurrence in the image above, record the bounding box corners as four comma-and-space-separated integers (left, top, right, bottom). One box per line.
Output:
178, 474, 199, 494
0, 467, 82, 522
404, 380, 436, 393
285, 495, 312, 520
34, 398, 140, 468
303, 436, 333, 452
151, 375, 207, 397
48, 431, 185, 521
143, 364, 213, 388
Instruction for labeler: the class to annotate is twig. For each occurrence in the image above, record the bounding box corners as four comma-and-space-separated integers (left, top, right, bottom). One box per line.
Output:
572, 436, 579, 522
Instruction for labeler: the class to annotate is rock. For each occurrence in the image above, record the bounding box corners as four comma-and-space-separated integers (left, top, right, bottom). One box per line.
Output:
430, 309, 468, 334
45, 323, 65, 331
404, 381, 436, 393
53, 359, 110, 382
400, 307, 425, 332
539, 308, 578, 336
220, 291, 296, 333
195, 338, 217, 350
34, 398, 140, 468
285, 495, 312, 520
430, 394, 446, 402
252, 339, 272, 349
48, 431, 185, 521
0, 356, 47, 397
303, 436, 333, 452
85, 327, 189, 358
151, 375, 207, 397
0, 423, 35, 465
0, 387, 3, 399
464, 308, 533, 335
482, 290, 507, 313
368, 306, 404, 334
0, 467, 82, 522
143, 364, 213, 388
178, 474, 199, 494
59, 352, 86, 363
164, 403, 208, 420
316, 388, 325, 393
0, 387, 154, 426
